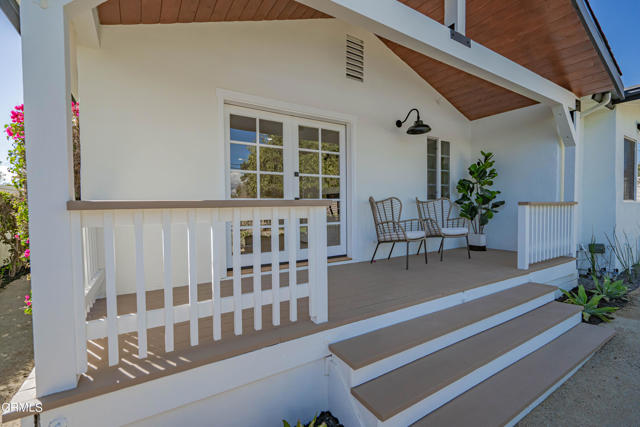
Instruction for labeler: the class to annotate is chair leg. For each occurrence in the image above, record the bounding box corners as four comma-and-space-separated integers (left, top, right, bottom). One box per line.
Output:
416, 240, 423, 255
438, 238, 444, 254
388, 242, 396, 260
440, 237, 445, 262
406, 241, 410, 270
370, 242, 380, 263
466, 235, 471, 259
423, 239, 428, 264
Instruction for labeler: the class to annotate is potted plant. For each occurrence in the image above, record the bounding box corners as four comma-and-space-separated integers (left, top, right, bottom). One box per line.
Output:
455, 151, 505, 251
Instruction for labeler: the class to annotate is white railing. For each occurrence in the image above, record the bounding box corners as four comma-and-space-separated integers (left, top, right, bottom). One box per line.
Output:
68, 200, 329, 371
517, 202, 577, 270
82, 226, 105, 313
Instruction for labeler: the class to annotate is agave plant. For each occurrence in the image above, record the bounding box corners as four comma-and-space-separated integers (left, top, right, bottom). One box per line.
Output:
562, 285, 618, 322
283, 414, 327, 427
593, 275, 628, 302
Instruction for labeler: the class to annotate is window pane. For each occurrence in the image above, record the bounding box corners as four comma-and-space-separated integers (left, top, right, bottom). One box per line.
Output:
299, 126, 319, 150
238, 229, 253, 255
441, 140, 450, 156
322, 177, 340, 199
300, 226, 308, 250
300, 176, 319, 199
441, 185, 450, 199
327, 224, 340, 246
230, 115, 256, 143
260, 174, 284, 198
624, 138, 635, 200
322, 153, 340, 176
259, 119, 283, 146
259, 147, 283, 172
327, 201, 340, 223
427, 155, 436, 170
428, 170, 437, 185
441, 155, 450, 171
427, 138, 437, 155
427, 184, 437, 200
299, 151, 319, 174
321, 129, 340, 152
230, 143, 256, 171
230, 171, 257, 198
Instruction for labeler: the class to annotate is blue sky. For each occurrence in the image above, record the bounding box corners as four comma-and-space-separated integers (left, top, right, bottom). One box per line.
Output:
590, 0, 640, 88
0, 1, 638, 181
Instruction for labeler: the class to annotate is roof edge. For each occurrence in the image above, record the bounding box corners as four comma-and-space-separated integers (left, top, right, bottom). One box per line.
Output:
613, 86, 640, 105
0, 0, 19, 34
571, 0, 624, 100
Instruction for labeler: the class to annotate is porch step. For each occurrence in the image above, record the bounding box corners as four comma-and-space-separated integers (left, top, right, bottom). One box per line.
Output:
350, 302, 582, 426
329, 283, 556, 386
413, 323, 615, 426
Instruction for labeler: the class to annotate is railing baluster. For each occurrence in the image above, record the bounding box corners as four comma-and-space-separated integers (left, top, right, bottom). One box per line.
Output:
71, 212, 87, 374
288, 208, 297, 322
232, 208, 243, 335
103, 212, 119, 366
211, 209, 222, 340
187, 209, 199, 345
162, 210, 174, 352
133, 211, 147, 359
252, 208, 262, 330
271, 207, 280, 326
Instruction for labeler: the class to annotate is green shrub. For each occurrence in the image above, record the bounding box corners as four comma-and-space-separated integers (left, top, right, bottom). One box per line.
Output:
562, 285, 617, 322
283, 414, 327, 427
593, 275, 628, 302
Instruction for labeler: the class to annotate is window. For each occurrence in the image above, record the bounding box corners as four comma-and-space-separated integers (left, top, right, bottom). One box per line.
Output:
427, 138, 451, 199
623, 137, 637, 201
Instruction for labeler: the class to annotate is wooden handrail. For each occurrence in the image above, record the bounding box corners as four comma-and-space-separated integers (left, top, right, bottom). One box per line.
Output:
67, 199, 333, 211
518, 201, 578, 206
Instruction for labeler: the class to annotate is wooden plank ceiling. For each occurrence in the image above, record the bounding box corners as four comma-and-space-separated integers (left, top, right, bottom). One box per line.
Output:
97, 0, 617, 120
97, 0, 330, 24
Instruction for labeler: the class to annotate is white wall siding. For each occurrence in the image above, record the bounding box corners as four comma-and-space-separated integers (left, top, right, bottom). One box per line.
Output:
469, 104, 562, 251
77, 20, 472, 292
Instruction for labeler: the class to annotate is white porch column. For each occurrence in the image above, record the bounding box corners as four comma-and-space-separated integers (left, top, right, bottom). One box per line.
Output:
444, 0, 466, 34
21, 0, 79, 396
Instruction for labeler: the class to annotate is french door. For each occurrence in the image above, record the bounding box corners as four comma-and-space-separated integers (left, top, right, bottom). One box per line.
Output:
225, 105, 346, 267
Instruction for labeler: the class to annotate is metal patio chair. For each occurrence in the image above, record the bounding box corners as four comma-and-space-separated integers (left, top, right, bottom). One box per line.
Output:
369, 196, 427, 269
416, 197, 471, 261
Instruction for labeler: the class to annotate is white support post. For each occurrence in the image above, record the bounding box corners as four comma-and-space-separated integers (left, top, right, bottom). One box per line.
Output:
444, 0, 465, 34
517, 204, 530, 270
309, 207, 328, 323
70, 212, 87, 375
21, 0, 80, 396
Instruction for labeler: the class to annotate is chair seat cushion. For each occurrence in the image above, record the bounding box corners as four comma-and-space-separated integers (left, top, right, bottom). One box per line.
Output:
405, 230, 426, 240
441, 227, 468, 236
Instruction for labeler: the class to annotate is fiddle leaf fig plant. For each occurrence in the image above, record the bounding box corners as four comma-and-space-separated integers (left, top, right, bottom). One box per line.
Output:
455, 151, 505, 234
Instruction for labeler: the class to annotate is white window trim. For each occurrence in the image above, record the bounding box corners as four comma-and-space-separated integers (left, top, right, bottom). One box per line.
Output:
215, 88, 358, 259
427, 137, 451, 200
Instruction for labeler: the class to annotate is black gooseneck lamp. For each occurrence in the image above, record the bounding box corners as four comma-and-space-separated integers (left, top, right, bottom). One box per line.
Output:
395, 108, 431, 135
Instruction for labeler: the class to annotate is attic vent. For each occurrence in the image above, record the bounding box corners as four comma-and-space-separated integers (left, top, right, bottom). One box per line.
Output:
346, 35, 364, 82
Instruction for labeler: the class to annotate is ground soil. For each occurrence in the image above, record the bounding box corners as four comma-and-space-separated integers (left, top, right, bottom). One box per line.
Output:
0, 277, 33, 424
518, 287, 640, 426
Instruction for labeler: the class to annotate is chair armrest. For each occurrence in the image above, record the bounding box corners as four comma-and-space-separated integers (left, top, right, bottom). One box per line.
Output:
375, 220, 407, 241
446, 217, 468, 228
398, 218, 423, 232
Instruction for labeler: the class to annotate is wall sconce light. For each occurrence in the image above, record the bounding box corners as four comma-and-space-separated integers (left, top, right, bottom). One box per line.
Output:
396, 108, 431, 135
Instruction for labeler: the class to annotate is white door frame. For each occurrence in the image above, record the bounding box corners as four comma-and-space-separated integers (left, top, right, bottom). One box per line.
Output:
216, 88, 358, 262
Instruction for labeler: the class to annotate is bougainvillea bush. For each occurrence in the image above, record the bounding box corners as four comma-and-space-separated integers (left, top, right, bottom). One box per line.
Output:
3, 102, 80, 313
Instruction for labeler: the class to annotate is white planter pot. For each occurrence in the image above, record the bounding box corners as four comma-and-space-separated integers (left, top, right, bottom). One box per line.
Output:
468, 233, 487, 251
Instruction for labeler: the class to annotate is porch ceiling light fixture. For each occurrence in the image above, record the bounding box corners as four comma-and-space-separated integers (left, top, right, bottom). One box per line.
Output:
396, 108, 431, 135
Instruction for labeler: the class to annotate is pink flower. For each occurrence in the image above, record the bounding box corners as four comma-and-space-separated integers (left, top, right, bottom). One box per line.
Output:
25, 239, 29, 244
25, 295, 29, 299
5, 128, 13, 137
14, 234, 19, 239
23, 249, 30, 258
